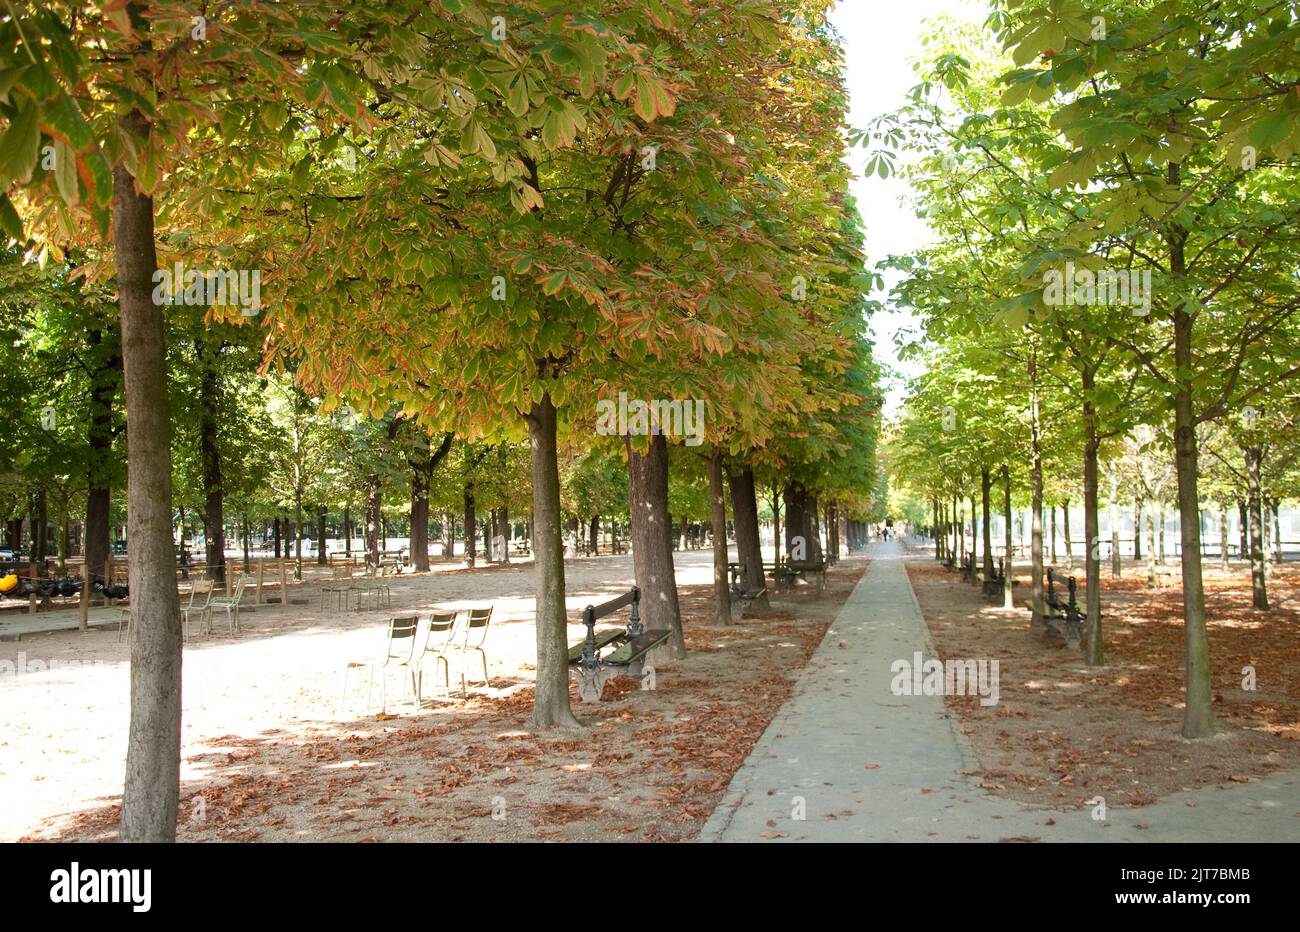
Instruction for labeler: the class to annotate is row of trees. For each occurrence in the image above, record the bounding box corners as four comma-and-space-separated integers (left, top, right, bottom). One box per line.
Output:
877, 0, 1300, 739
0, 0, 881, 839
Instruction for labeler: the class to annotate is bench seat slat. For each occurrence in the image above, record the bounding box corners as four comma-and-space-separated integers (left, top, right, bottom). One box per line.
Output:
603, 629, 671, 667
566, 628, 627, 664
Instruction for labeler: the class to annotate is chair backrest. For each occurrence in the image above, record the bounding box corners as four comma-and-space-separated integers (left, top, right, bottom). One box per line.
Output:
387, 616, 420, 663
232, 574, 251, 601
188, 579, 213, 607
464, 606, 493, 647
423, 611, 461, 653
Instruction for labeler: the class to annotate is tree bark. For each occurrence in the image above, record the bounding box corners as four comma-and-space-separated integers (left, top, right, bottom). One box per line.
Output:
1169, 197, 1214, 737
1062, 497, 1072, 569
626, 433, 685, 658
1245, 445, 1268, 609
524, 394, 579, 728
981, 467, 993, 580
708, 450, 732, 625
84, 323, 120, 582
727, 464, 764, 593
410, 443, 430, 572
463, 486, 476, 568
197, 336, 225, 585
772, 483, 781, 566
315, 507, 327, 565
1082, 362, 1103, 664
1218, 503, 1230, 571
114, 111, 181, 843
1029, 345, 1044, 628
1002, 465, 1014, 610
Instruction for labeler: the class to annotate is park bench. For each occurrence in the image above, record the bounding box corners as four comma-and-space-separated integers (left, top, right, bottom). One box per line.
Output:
787, 559, 827, 594
512, 539, 531, 557
1033, 568, 1085, 650
960, 554, 975, 583
727, 564, 769, 614
1147, 564, 1178, 589
567, 586, 671, 702
977, 556, 1017, 598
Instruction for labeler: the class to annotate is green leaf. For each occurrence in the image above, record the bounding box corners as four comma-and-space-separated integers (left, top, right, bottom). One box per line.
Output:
0, 193, 22, 240
52, 139, 77, 206
1248, 109, 1296, 150
0, 102, 41, 188
39, 93, 96, 151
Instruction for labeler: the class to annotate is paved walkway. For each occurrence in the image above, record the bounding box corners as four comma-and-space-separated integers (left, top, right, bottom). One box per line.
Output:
699, 541, 1300, 842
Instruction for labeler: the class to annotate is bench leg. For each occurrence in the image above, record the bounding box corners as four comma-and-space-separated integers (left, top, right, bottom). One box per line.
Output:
575, 666, 609, 703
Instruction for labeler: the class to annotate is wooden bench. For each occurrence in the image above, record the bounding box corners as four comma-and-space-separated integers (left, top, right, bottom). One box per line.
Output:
726, 565, 770, 614
787, 560, 827, 593
568, 586, 671, 701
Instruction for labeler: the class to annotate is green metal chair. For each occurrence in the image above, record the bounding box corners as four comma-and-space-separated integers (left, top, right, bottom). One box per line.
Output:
451, 606, 493, 690
417, 611, 465, 701
340, 615, 421, 714
182, 579, 215, 638
210, 574, 251, 635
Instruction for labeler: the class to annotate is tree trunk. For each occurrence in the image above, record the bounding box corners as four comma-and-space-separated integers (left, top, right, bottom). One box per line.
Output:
524, 394, 579, 729
442, 511, 454, 560
626, 433, 685, 658
84, 323, 119, 582
588, 515, 599, 556
1218, 503, 1230, 571
981, 467, 993, 580
1109, 483, 1122, 580
1245, 445, 1268, 610
1271, 498, 1282, 565
1029, 345, 1044, 628
294, 491, 304, 580
273, 515, 281, 560
114, 113, 181, 843
410, 449, 430, 572
772, 483, 781, 566
197, 336, 225, 586
708, 450, 732, 626
1062, 498, 1072, 569
316, 507, 327, 565
1002, 465, 1014, 610
463, 486, 476, 568
1049, 505, 1058, 565
1170, 206, 1214, 737
727, 464, 765, 593
1082, 363, 1103, 664
1236, 498, 1248, 564
1133, 499, 1143, 561
497, 506, 510, 563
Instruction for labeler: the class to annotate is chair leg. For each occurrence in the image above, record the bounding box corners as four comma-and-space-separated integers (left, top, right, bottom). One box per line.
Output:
478, 648, 488, 686
340, 667, 350, 715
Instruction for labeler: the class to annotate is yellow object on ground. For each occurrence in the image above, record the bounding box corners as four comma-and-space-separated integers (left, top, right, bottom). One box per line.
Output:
0, 573, 17, 593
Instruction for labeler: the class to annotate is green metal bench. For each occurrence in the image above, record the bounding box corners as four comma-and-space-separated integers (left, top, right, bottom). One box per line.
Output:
568, 586, 670, 701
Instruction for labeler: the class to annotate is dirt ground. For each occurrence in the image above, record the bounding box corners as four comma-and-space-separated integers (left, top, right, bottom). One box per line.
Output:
2, 550, 864, 842
908, 549, 1300, 809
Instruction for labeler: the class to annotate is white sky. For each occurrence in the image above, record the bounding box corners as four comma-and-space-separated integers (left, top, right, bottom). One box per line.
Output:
830, 0, 990, 416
